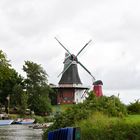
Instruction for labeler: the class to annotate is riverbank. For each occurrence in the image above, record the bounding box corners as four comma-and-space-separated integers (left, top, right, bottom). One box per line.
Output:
7, 114, 53, 124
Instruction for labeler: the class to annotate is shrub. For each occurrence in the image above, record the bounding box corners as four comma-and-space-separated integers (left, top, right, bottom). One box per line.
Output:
78, 113, 140, 140
34, 115, 45, 123
84, 94, 127, 117
127, 99, 140, 114
44, 115, 54, 122
43, 94, 128, 139
8, 114, 20, 119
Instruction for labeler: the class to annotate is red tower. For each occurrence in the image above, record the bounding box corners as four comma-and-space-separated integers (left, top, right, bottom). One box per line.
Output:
93, 80, 103, 97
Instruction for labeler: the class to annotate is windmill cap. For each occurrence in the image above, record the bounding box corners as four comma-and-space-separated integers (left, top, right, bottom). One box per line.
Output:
93, 80, 103, 85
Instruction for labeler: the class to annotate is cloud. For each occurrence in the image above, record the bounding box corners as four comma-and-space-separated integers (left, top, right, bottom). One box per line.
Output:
0, 0, 140, 104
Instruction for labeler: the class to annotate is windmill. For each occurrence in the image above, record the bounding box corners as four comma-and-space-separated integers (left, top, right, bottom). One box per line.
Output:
54, 37, 103, 104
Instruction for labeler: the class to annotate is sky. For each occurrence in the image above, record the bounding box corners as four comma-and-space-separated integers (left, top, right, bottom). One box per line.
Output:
0, 0, 140, 104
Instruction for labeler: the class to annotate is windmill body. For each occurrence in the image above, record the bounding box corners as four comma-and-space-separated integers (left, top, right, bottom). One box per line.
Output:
56, 53, 89, 104
59, 53, 82, 85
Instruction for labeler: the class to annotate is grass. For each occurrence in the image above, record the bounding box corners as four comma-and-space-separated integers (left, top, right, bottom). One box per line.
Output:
77, 113, 140, 140
52, 104, 73, 113
124, 114, 140, 123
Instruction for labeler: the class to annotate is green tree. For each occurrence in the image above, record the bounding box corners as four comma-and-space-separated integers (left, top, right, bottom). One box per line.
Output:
23, 61, 48, 86
11, 84, 28, 114
23, 61, 51, 115
127, 99, 140, 114
48, 87, 57, 105
0, 50, 11, 93
0, 50, 24, 113
20, 91, 28, 114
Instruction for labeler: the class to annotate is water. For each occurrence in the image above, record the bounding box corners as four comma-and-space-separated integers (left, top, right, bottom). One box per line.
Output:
0, 125, 43, 140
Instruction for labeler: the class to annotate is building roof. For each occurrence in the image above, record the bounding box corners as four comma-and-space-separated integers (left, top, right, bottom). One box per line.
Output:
93, 80, 103, 85
53, 85, 89, 89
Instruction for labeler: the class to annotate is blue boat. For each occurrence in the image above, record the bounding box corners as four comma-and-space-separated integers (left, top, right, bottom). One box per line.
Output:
0, 120, 14, 126
15, 118, 35, 124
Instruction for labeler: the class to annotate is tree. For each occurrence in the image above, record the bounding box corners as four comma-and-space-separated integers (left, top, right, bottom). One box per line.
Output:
20, 91, 28, 114
127, 99, 140, 114
11, 83, 28, 114
48, 87, 57, 105
23, 61, 51, 115
23, 61, 48, 86
0, 50, 24, 113
0, 50, 11, 89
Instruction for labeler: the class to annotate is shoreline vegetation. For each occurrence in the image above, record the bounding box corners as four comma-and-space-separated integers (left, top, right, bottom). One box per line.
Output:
43, 94, 140, 140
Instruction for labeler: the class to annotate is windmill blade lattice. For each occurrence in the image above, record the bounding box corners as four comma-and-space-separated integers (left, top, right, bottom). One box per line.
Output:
55, 37, 95, 81
78, 60, 95, 80
57, 60, 73, 77
54, 37, 71, 55
76, 40, 92, 57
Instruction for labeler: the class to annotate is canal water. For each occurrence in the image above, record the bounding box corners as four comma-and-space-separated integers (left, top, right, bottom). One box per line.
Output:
0, 125, 43, 140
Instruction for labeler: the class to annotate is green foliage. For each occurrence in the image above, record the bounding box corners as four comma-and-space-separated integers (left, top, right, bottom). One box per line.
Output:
84, 93, 127, 117
23, 60, 48, 86
0, 50, 52, 116
0, 50, 10, 68
44, 115, 54, 122
31, 94, 52, 115
48, 88, 57, 105
44, 93, 127, 138
124, 115, 140, 123
0, 50, 12, 104
34, 115, 54, 123
34, 115, 45, 123
44, 113, 140, 140
0, 50, 24, 112
23, 61, 52, 115
127, 99, 140, 114
20, 91, 28, 114
11, 84, 24, 107
78, 113, 140, 140
8, 114, 21, 119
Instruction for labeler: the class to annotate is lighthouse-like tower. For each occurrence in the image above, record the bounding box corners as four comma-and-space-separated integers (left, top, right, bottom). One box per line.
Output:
93, 80, 103, 97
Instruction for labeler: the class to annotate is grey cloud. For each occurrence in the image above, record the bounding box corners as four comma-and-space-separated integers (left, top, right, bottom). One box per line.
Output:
0, 0, 140, 104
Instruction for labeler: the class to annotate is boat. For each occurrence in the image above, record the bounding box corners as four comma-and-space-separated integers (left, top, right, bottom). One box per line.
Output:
0, 120, 14, 126
32, 122, 53, 129
15, 118, 35, 124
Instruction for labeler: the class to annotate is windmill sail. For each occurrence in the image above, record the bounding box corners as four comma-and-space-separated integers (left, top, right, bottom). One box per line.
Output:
55, 38, 95, 84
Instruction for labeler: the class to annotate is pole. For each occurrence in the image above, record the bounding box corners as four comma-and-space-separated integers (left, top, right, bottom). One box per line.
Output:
7, 95, 10, 116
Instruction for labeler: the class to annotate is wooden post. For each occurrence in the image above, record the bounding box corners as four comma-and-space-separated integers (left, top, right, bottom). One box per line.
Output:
6, 95, 10, 116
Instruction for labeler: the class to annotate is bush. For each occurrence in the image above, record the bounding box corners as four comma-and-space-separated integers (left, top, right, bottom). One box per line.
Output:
44, 115, 54, 122
43, 94, 128, 139
34, 115, 45, 123
84, 94, 127, 117
8, 114, 20, 119
78, 112, 140, 140
127, 99, 140, 114
44, 112, 140, 140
